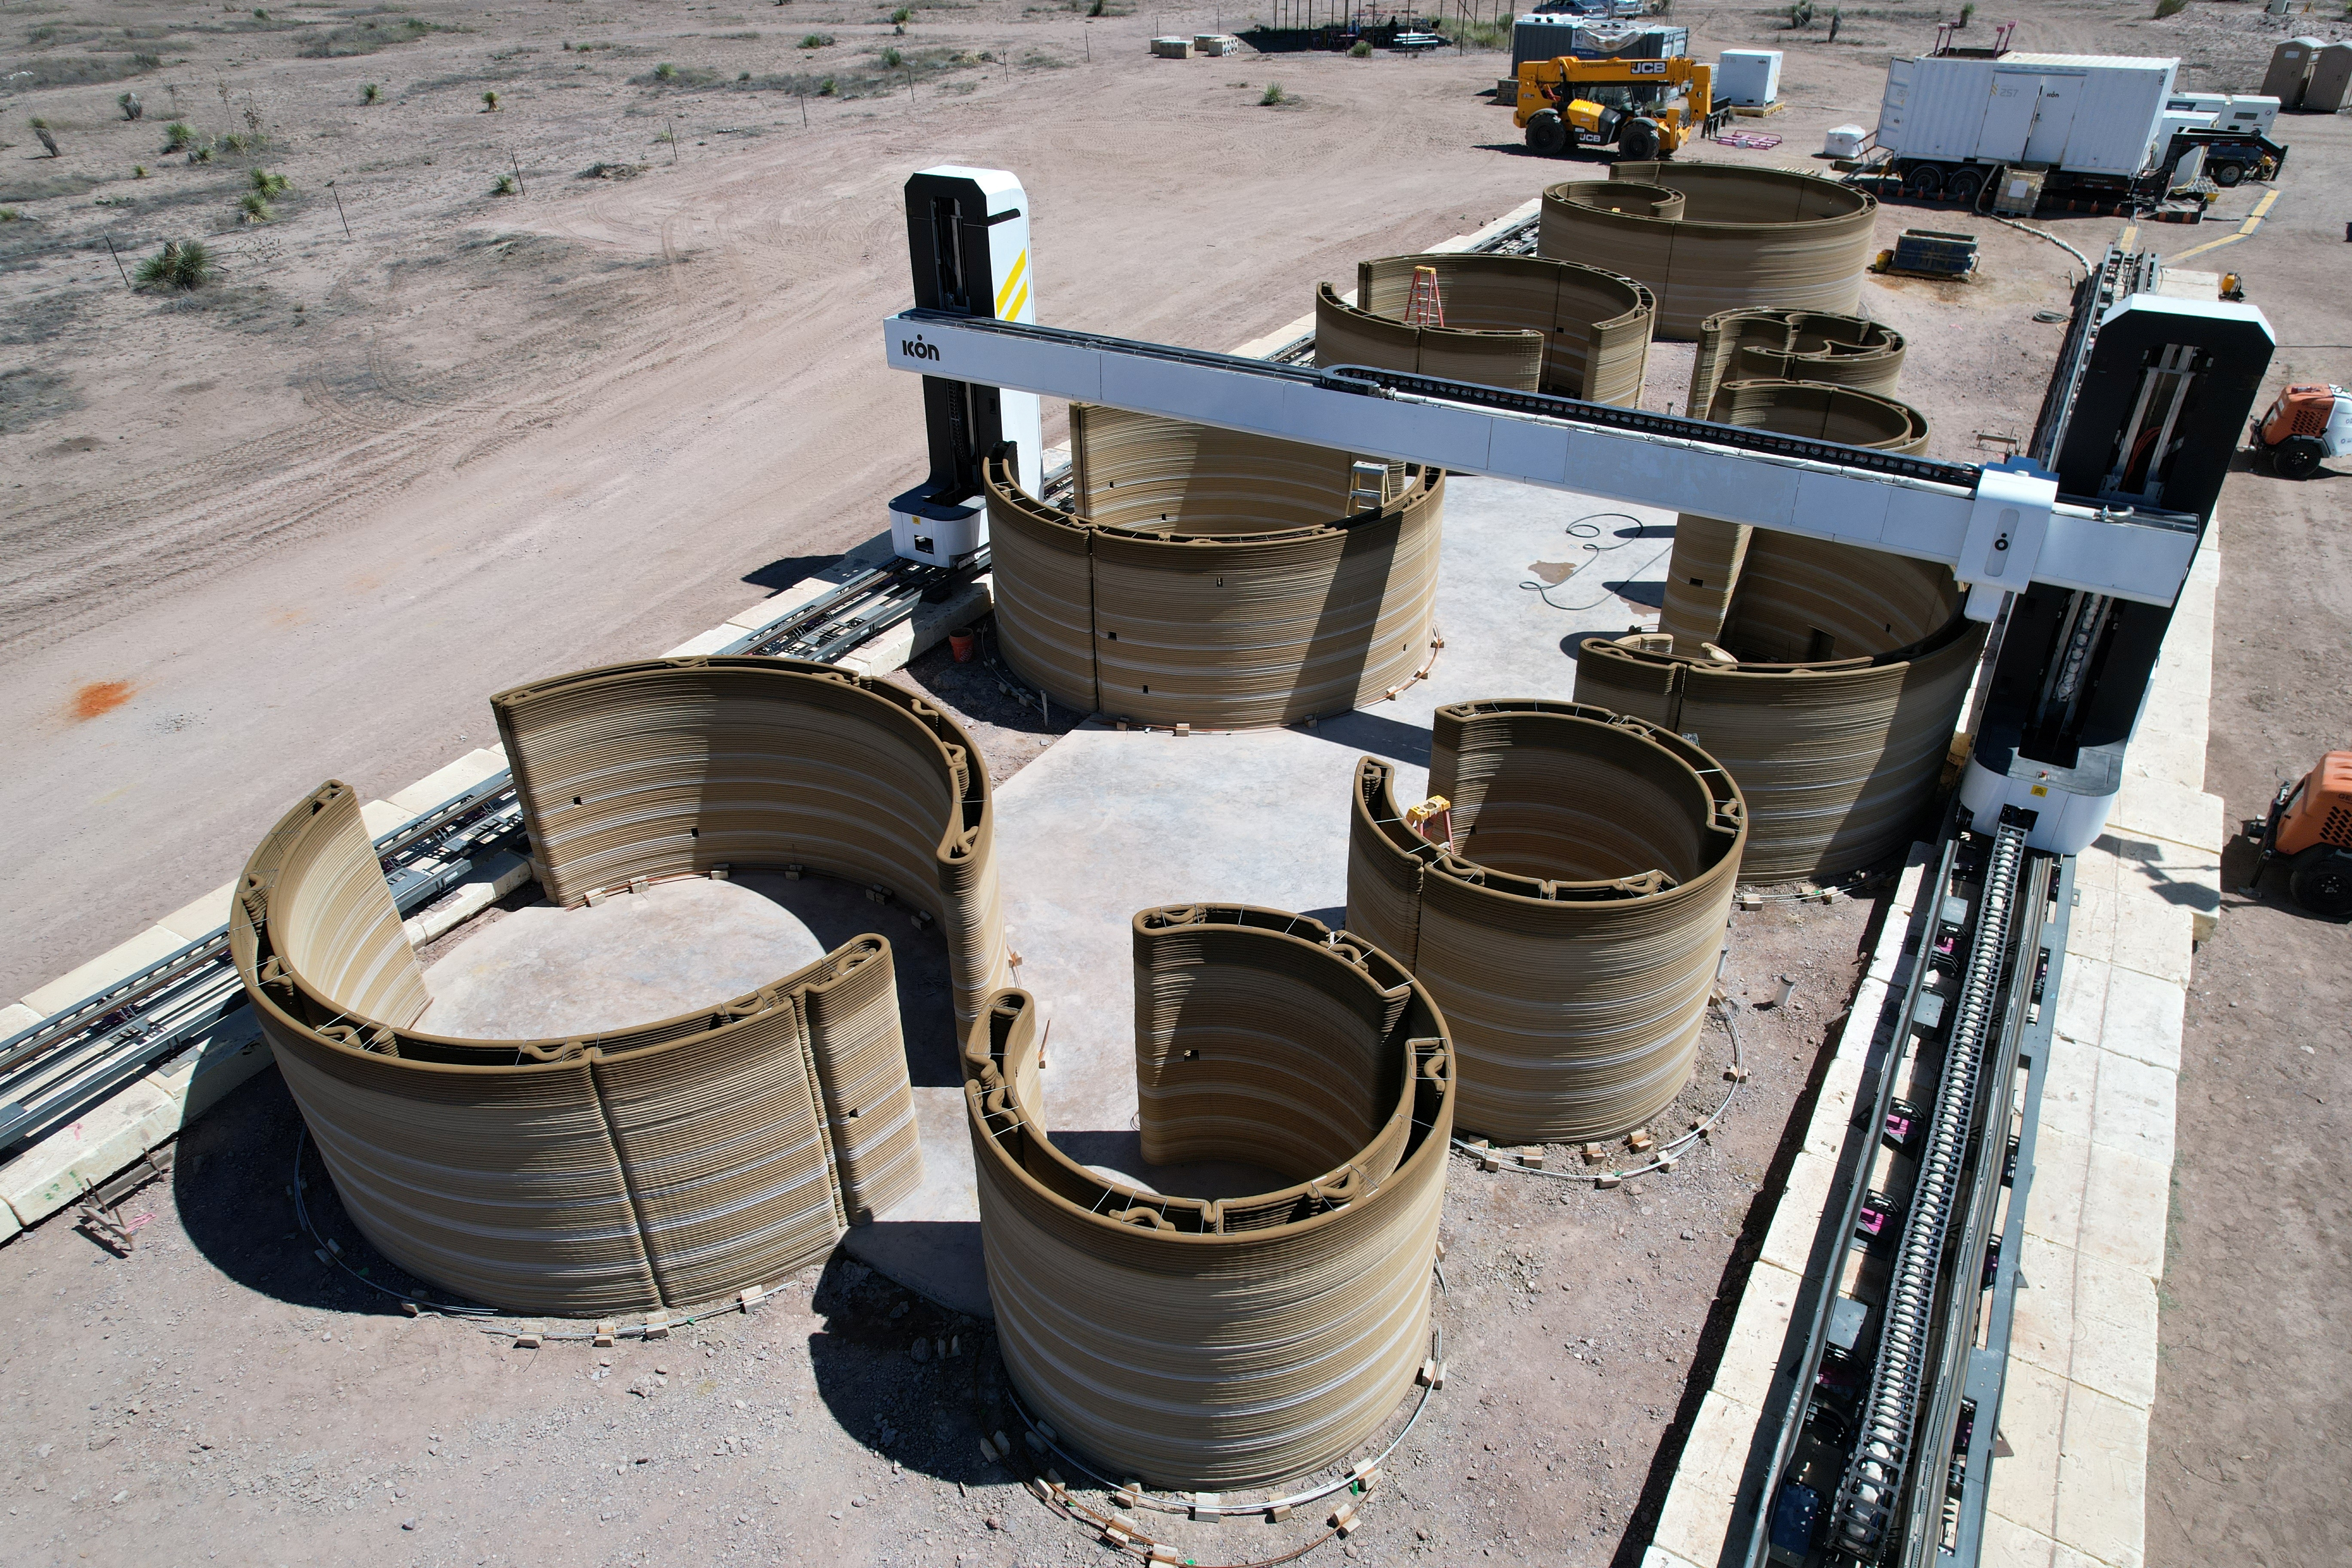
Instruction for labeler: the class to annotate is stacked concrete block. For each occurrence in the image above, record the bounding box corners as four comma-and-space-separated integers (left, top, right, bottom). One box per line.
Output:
1151, 36, 1192, 58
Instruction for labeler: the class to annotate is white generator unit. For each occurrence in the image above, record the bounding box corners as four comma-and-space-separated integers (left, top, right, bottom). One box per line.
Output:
1878, 52, 2177, 175
2162, 90, 2281, 136
1717, 49, 1782, 107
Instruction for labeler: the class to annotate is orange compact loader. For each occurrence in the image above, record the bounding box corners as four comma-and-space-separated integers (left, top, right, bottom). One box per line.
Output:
2241, 751, 2352, 916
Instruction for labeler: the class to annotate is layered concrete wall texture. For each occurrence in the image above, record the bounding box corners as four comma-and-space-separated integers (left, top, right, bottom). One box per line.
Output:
1539, 163, 1879, 339
1348, 701, 1744, 1142
1686, 308, 1905, 427
493, 658, 1008, 1029
1576, 380, 1977, 884
964, 905, 1454, 1490
1314, 251, 1656, 405
983, 416, 1445, 729
231, 659, 1008, 1315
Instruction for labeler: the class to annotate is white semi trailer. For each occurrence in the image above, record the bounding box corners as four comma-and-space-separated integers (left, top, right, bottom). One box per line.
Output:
1875, 50, 2185, 206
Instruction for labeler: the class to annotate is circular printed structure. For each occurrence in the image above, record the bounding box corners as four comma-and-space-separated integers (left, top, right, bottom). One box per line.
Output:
1687, 308, 1906, 426
982, 413, 1444, 729
1592, 379, 1972, 884
232, 659, 1008, 1315
964, 905, 1454, 1490
1658, 379, 1930, 664
1539, 163, 1879, 339
1348, 701, 1744, 1143
1314, 251, 1655, 405
1576, 558, 1981, 885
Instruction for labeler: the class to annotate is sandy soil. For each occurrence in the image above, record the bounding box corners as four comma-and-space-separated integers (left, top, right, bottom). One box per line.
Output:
5, 0, 2331, 1003
0, 885, 1875, 1568
2141, 110, 2352, 1568
4, 1, 2349, 1564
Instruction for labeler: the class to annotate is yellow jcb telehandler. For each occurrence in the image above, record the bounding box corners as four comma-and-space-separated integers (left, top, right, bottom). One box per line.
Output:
1513, 55, 1727, 161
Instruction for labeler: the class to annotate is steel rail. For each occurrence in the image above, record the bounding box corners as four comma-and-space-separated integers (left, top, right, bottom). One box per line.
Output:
1830, 821, 2027, 1556
0, 551, 973, 1160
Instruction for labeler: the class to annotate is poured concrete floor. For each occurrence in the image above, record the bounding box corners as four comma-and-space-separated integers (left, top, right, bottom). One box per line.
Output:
881, 473, 1669, 1311
417, 474, 1667, 1316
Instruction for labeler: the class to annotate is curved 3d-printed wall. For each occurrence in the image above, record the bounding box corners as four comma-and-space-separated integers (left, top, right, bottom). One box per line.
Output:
1687, 308, 1905, 426
1348, 701, 1743, 1142
984, 415, 1444, 729
1539, 164, 1878, 338
1314, 251, 1655, 404
1575, 589, 1981, 885
965, 905, 1453, 1489
231, 659, 1009, 1314
1586, 376, 1975, 884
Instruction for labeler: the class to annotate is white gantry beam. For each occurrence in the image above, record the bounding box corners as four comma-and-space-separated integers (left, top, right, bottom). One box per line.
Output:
882, 311, 2200, 612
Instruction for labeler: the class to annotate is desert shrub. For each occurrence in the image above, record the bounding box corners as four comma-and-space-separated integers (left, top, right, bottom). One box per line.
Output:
134, 164, 148, 178
2152, 0, 2185, 15
891, 5, 912, 20
163, 120, 196, 150
1348, 39, 1371, 57
801, 32, 833, 47
493, 173, 518, 195
362, 83, 380, 104
137, 239, 214, 290
303, 17, 445, 58
1260, 81, 1285, 104
484, 89, 500, 110
239, 191, 274, 221
882, 45, 903, 67
655, 62, 679, 80
249, 167, 290, 197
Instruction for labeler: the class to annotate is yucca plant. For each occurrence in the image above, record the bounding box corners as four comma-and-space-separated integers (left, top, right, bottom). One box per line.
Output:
137, 239, 214, 290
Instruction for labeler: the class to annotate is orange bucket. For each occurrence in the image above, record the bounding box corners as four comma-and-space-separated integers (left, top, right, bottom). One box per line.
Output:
948, 628, 977, 663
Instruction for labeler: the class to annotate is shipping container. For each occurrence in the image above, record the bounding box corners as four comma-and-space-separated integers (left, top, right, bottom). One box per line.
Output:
1510, 18, 1687, 75
1876, 53, 2178, 178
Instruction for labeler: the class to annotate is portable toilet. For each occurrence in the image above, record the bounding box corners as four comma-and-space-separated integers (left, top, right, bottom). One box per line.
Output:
1717, 49, 1782, 107
2261, 36, 2322, 107
2306, 41, 2352, 113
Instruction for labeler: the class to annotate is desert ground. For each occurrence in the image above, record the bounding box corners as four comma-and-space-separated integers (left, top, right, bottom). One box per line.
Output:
4, 0, 2350, 1565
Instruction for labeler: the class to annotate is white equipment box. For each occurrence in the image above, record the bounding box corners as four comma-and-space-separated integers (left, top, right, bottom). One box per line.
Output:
1718, 49, 1782, 107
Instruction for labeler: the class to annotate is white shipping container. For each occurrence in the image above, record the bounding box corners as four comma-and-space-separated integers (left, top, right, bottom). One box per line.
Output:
1718, 49, 1782, 107
1875, 52, 2179, 177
